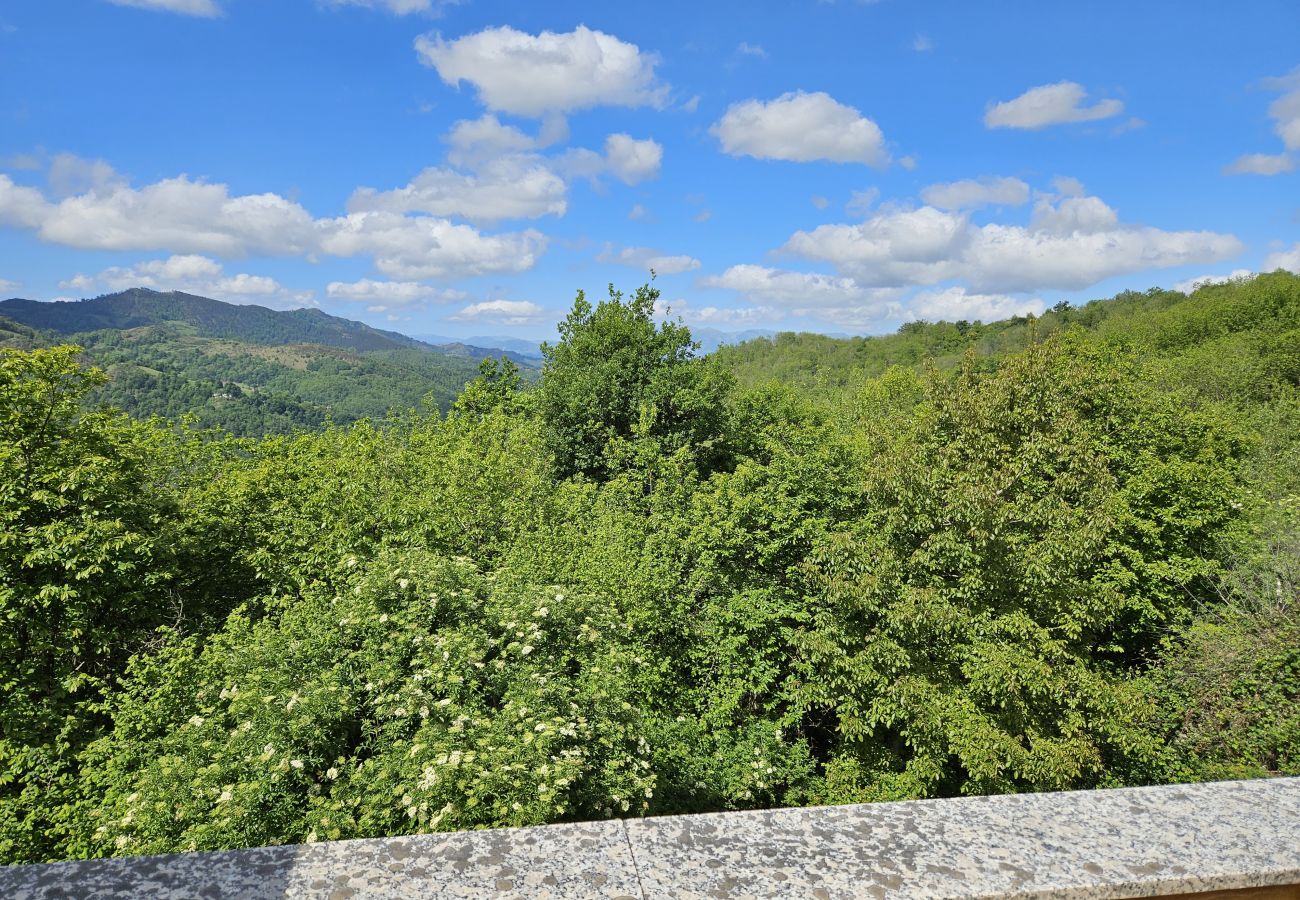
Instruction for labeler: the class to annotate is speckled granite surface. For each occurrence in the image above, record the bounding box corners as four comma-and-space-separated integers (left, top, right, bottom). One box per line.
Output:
624, 777, 1300, 899
0, 819, 644, 899
1, 778, 1297, 898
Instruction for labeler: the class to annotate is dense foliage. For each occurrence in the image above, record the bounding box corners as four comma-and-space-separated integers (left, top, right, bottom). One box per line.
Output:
2, 273, 1298, 864
0, 310, 539, 436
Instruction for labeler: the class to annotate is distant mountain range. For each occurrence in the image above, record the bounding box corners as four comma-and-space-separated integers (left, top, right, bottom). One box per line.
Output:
0, 289, 537, 364
0, 289, 541, 436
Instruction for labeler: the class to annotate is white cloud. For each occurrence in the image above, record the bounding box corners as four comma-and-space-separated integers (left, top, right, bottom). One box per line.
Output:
1227, 68, 1300, 174
106, 0, 221, 16
736, 42, 767, 58
325, 279, 467, 306
920, 176, 1030, 210
1028, 195, 1119, 234
555, 134, 662, 186
1264, 243, 1300, 274
912, 34, 933, 52
597, 244, 701, 275
701, 266, 1045, 329
906, 287, 1044, 323
1172, 269, 1255, 293
810, 195, 830, 210
415, 25, 668, 117
781, 192, 1241, 293
711, 91, 889, 166
628, 203, 651, 221
0, 175, 52, 229
1262, 67, 1300, 151
347, 158, 568, 223
2, 168, 550, 282
0, 279, 21, 294
984, 82, 1124, 130
319, 212, 546, 280
450, 299, 546, 325
1051, 175, 1086, 197
603, 134, 662, 184
443, 114, 539, 167
1224, 153, 1295, 176
35, 175, 319, 256
59, 254, 312, 308
702, 264, 897, 310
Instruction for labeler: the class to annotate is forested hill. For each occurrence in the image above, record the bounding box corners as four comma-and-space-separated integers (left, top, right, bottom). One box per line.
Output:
0, 290, 540, 436
0, 289, 434, 354
715, 270, 1300, 390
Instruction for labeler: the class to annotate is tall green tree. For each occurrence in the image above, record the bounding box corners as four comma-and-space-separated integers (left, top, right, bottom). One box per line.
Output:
796, 336, 1249, 801
0, 347, 182, 861
538, 282, 734, 481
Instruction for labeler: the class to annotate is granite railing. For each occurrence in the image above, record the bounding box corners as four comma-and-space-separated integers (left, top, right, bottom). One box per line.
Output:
2, 777, 1298, 898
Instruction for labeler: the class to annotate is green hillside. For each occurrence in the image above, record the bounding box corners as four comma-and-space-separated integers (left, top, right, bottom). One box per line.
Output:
0, 291, 539, 435
0, 289, 432, 353
716, 270, 1300, 394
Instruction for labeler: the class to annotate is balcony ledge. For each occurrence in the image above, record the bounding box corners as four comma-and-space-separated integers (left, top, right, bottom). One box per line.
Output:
2, 776, 1298, 898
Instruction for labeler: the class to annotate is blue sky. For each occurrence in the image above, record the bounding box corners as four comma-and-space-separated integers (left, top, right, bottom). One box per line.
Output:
1, 0, 1298, 340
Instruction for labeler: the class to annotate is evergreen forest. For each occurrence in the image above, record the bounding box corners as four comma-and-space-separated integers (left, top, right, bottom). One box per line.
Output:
2, 273, 1298, 865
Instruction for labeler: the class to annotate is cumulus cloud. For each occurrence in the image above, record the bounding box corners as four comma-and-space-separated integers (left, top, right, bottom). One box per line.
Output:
1224, 153, 1295, 176
1227, 68, 1300, 175
906, 287, 1044, 323
415, 25, 668, 117
701, 264, 898, 310
1029, 195, 1119, 234
0, 176, 51, 229
31, 173, 319, 256
603, 134, 662, 184
347, 159, 568, 223
443, 114, 542, 167
556, 134, 662, 186
1264, 243, 1300, 274
1, 166, 549, 282
106, 0, 222, 16
984, 82, 1124, 130
319, 212, 546, 280
325, 279, 467, 306
701, 265, 1045, 329
711, 91, 889, 166
780, 190, 1241, 293
449, 299, 546, 325
1263, 67, 1300, 151
597, 244, 701, 275
920, 176, 1030, 210
59, 254, 312, 307
0, 279, 21, 294
351, 118, 657, 224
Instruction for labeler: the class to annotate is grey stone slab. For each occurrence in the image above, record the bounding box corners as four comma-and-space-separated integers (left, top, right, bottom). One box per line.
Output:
624, 777, 1300, 899
0, 819, 644, 899
2, 778, 1298, 898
